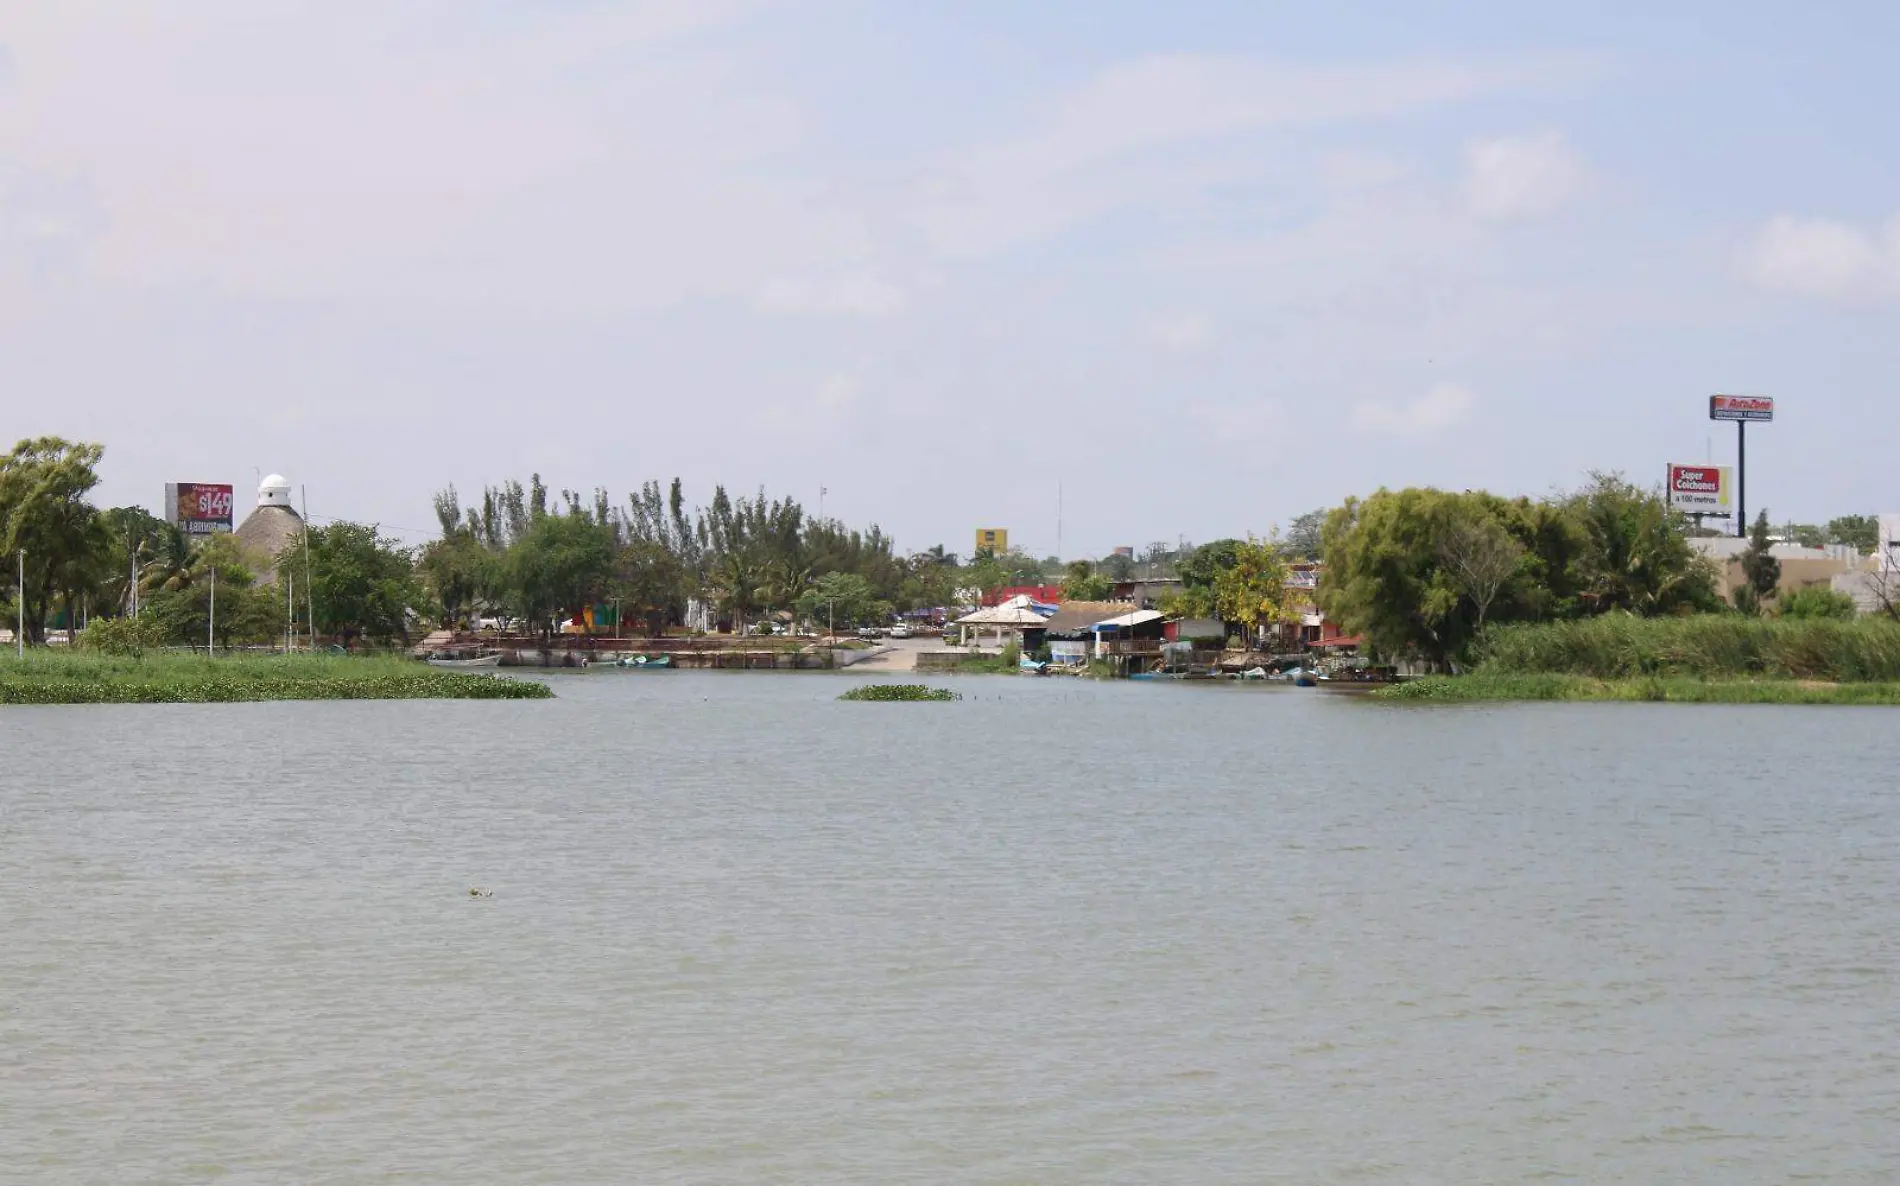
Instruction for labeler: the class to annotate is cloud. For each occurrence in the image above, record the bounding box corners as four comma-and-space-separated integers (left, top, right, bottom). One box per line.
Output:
909, 55, 1580, 258
1145, 311, 1212, 350
815, 372, 860, 412
1352, 383, 1476, 436
1463, 131, 1587, 222
0, 2, 868, 319
1736, 214, 1900, 301
754, 272, 907, 318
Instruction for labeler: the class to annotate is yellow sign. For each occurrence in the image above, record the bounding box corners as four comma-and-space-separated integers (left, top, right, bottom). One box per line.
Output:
974, 527, 1008, 555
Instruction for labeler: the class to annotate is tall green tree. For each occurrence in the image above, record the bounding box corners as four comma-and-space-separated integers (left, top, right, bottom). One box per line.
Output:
1212, 536, 1296, 639
1736, 509, 1781, 613
1283, 510, 1328, 561
1826, 514, 1880, 553
281, 522, 424, 648
794, 571, 885, 630
1320, 489, 1562, 667
1564, 472, 1717, 616
1061, 560, 1114, 601
613, 538, 687, 637
1436, 513, 1524, 631
504, 512, 615, 640
0, 437, 109, 643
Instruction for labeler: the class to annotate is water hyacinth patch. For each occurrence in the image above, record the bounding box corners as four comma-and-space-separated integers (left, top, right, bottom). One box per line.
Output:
837, 683, 960, 702
0, 651, 551, 704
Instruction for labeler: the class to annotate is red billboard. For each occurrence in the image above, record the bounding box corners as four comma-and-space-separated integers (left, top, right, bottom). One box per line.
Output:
166, 482, 235, 535
1709, 394, 1773, 422
1666, 464, 1732, 513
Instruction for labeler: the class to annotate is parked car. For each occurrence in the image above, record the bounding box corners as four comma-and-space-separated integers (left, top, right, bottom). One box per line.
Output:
889, 623, 913, 639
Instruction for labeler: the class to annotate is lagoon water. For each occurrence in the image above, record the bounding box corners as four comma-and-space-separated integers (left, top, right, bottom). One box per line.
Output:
2, 673, 1896, 1183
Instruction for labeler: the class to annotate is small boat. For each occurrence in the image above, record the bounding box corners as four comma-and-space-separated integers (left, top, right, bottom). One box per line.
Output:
426, 652, 503, 669
614, 653, 674, 669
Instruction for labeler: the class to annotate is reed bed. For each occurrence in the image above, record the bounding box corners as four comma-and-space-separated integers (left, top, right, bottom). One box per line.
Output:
1377, 674, 1900, 704
1472, 616, 1900, 682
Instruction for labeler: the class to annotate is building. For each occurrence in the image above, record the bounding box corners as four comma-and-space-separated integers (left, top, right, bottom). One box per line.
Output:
1689, 536, 1858, 602
232, 474, 305, 585
979, 584, 1064, 608
1831, 513, 1900, 614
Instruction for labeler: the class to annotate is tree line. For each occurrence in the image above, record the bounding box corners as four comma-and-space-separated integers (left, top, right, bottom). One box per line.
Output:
1313, 473, 1881, 669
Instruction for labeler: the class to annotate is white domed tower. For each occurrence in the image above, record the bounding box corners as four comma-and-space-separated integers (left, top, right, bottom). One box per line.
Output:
234, 472, 306, 584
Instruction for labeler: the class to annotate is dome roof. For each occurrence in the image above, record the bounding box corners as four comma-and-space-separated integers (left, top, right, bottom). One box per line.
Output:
258, 473, 293, 508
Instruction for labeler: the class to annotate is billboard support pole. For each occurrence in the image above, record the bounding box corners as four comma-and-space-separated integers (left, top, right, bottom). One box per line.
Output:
1736, 421, 1747, 538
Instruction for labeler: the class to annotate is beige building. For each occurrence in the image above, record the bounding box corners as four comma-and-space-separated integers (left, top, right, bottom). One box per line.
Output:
1689, 537, 1858, 601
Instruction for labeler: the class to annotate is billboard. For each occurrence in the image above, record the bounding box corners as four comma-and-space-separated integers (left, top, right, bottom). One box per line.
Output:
1710, 394, 1773, 422
165, 482, 235, 535
974, 527, 1008, 555
1666, 464, 1732, 513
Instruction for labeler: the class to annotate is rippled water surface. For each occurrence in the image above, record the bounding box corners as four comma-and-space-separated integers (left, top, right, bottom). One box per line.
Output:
3, 673, 1896, 1183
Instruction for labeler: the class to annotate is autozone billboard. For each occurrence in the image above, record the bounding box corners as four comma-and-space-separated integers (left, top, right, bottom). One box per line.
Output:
165, 482, 235, 535
1709, 394, 1773, 422
1666, 464, 1732, 513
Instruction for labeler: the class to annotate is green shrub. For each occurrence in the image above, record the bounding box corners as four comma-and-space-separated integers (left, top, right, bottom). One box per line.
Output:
838, 683, 960, 702
1777, 586, 1859, 621
77, 615, 168, 656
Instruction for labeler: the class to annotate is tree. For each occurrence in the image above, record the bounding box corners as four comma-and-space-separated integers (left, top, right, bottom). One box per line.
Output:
1565, 472, 1718, 616
1437, 513, 1524, 631
504, 512, 615, 640
1738, 509, 1781, 611
1777, 586, 1857, 620
1827, 514, 1880, 553
613, 538, 687, 637
1319, 488, 1556, 668
1061, 560, 1114, 601
282, 522, 425, 648
138, 537, 285, 648
1212, 536, 1295, 639
0, 437, 109, 643
710, 548, 767, 633
1099, 551, 1135, 581
794, 571, 884, 630
94, 506, 172, 615
1284, 510, 1328, 561
1177, 539, 1243, 590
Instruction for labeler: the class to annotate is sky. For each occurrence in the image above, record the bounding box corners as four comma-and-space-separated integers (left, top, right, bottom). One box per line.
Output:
3, 0, 1897, 556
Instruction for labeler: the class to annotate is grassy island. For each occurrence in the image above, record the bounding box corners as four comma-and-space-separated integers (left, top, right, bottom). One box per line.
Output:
1373, 616, 1900, 705
0, 651, 552, 704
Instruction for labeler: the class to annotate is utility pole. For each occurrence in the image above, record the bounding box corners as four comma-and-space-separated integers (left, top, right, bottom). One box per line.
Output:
15, 550, 23, 657
208, 567, 216, 655
302, 485, 316, 650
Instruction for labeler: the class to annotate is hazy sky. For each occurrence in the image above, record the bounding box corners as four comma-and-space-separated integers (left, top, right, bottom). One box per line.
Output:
4, 1, 1896, 555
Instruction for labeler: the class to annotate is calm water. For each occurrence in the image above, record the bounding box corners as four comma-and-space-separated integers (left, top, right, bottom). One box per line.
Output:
2, 673, 1895, 1183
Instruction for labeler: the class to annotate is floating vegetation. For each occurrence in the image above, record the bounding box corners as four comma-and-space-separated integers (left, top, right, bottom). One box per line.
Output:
838, 683, 961, 702
0, 651, 552, 704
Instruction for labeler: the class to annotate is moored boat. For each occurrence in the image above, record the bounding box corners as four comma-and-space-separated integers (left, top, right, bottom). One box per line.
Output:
614, 653, 674, 669
425, 652, 503, 669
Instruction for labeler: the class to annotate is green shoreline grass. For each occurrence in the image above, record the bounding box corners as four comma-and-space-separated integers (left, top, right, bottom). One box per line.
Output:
0, 651, 551, 704
1375, 673, 1900, 705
